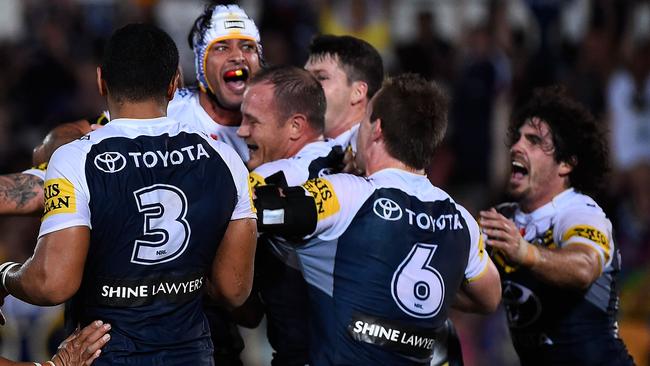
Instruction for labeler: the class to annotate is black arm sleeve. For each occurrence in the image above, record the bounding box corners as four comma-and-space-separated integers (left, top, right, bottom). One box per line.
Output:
253, 184, 317, 242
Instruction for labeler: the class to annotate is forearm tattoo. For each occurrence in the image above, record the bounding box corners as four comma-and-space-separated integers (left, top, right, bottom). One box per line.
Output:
0, 173, 43, 211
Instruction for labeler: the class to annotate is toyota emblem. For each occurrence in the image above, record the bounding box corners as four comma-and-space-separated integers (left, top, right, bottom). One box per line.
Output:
94, 152, 127, 173
373, 198, 403, 221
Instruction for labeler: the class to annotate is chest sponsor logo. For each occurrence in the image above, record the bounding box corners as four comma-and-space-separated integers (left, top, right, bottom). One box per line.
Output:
129, 144, 210, 168
318, 167, 334, 177
94, 152, 126, 173
94, 144, 211, 173
373, 198, 464, 232
43, 178, 77, 219
373, 198, 402, 221
502, 281, 542, 329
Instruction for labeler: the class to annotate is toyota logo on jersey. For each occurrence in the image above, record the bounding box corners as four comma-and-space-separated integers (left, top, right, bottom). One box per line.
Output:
373, 198, 403, 221
502, 281, 542, 328
94, 152, 127, 173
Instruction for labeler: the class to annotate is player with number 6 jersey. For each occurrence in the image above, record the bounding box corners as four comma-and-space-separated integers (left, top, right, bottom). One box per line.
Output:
294, 171, 489, 365
255, 74, 501, 365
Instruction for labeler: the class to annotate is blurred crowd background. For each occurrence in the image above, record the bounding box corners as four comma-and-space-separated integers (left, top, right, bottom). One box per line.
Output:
0, 0, 648, 365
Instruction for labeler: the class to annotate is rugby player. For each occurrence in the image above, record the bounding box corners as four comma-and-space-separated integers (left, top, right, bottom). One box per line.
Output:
0, 24, 256, 365
255, 74, 501, 365
235, 65, 339, 365
480, 86, 635, 365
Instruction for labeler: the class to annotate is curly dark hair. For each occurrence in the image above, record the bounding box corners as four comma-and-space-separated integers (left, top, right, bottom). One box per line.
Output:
507, 86, 609, 195
371, 74, 448, 170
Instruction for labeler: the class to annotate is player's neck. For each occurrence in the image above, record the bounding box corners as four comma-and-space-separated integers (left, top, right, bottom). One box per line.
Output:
365, 148, 425, 177
199, 90, 242, 126
324, 106, 364, 139
107, 100, 167, 120
286, 133, 325, 158
519, 182, 571, 213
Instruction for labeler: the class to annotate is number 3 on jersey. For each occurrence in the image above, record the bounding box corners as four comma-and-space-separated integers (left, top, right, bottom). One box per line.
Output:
132, 184, 191, 265
391, 243, 445, 318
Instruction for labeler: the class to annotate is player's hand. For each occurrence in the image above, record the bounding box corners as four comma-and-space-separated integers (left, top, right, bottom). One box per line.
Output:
341, 146, 364, 176
51, 321, 111, 366
479, 208, 539, 267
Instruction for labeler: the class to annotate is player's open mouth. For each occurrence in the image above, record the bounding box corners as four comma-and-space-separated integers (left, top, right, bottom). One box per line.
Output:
247, 143, 259, 151
511, 160, 528, 180
223, 68, 248, 83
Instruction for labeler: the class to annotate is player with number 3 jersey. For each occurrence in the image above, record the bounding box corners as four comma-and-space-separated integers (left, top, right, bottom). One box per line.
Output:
0, 24, 257, 366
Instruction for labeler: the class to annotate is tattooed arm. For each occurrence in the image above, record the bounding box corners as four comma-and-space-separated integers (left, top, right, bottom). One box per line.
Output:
0, 173, 44, 216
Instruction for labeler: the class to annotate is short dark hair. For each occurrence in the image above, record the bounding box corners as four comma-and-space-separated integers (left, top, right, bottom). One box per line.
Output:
250, 65, 325, 133
101, 24, 179, 103
371, 74, 448, 170
508, 86, 609, 195
308, 35, 384, 99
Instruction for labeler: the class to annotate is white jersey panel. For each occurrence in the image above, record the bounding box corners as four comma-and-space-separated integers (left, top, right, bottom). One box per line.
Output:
168, 88, 249, 161
251, 140, 334, 186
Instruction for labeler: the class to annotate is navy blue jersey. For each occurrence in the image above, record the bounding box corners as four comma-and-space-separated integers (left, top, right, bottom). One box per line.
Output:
287, 169, 488, 365
492, 189, 634, 366
40, 117, 255, 365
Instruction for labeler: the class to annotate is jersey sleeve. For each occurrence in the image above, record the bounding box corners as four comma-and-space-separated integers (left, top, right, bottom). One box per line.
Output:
459, 206, 490, 282
212, 141, 257, 221
555, 208, 613, 271
22, 162, 48, 181
38, 143, 91, 237
302, 173, 372, 241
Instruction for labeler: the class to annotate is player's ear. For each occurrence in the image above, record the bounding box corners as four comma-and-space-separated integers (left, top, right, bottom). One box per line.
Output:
289, 113, 308, 140
350, 80, 368, 105
96, 67, 107, 97
559, 156, 576, 177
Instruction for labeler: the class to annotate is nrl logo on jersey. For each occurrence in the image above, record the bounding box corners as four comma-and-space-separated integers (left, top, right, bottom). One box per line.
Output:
94, 152, 127, 173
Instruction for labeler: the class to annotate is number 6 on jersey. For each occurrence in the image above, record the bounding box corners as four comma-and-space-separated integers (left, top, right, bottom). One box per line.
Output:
391, 243, 445, 318
132, 184, 191, 265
